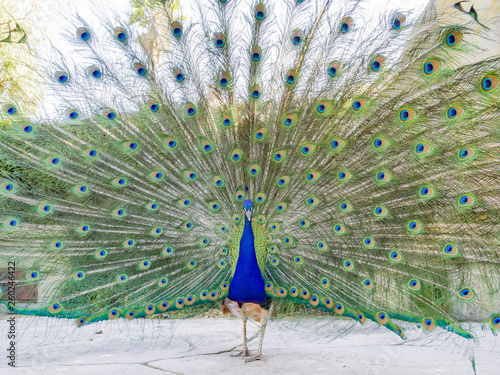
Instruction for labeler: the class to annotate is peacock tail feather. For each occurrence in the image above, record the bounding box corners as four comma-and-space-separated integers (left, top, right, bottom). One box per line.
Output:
0, 0, 499, 339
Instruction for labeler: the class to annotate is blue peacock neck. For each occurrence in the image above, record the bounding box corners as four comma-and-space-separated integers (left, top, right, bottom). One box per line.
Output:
228, 208, 267, 304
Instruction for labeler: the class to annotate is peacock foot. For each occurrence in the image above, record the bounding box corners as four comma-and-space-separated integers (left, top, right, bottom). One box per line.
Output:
230, 347, 252, 358
244, 353, 266, 363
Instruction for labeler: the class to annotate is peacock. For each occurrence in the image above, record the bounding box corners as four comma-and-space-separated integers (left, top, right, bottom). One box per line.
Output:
0, 0, 499, 364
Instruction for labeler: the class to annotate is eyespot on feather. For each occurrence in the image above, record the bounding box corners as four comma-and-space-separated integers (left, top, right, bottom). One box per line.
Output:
134, 62, 147, 76
389, 251, 402, 262
87, 65, 102, 78
275, 202, 287, 213
54, 71, 69, 84
375, 170, 391, 183
250, 84, 261, 99
392, 12, 406, 30
323, 298, 334, 309
340, 17, 353, 33
406, 220, 422, 233
123, 239, 135, 248
369, 56, 385, 72
373, 205, 388, 218
419, 185, 435, 199
305, 171, 319, 182
145, 304, 156, 315
49, 303, 62, 314
446, 105, 464, 119
363, 237, 375, 248
458, 147, 475, 161
76, 27, 90, 41
248, 164, 261, 177
327, 62, 340, 78
337, 170, 351, 182
255, 4, 266, 21
317, 241, 327, 251
343, 259, 354, 270
445, 29, 462, 48
408, 278, 421, 291
158, 302, 170, 312
125, 310, 137, 319
215, 32, 226, 48
285, 70, 297, 85
291, 29, 303, 45
254, 128, 266, 141
219, 73, 229, 87
422, 317, 435, 331
334, 303, 345, 314
330, 138, 346, 152
372, 137, 389, 150
114, 27, 127, 42
376, 311, 389, 325
76, 317, 87, 327
185, 103, 196, 116
283, 114, 296, 127
356, 312, 366, 324
316, 101, 329, 114
459, 287, 473, 300
339, 201, 352, 212
489, 315, 500, 331
457, 194, 475, 208
442, 243, 459, 256
183, 221, 194, 231
108, 309, 121, 319
273, 150, 286, 163
351, 98, 366, 112
398, 107, 416, 122
480, 75, 499, 93
171, 21, 183, 38
251, 46, 262, 62
102, 109, 116, 120
414, 141, 432, 156
423, 60, 440, 76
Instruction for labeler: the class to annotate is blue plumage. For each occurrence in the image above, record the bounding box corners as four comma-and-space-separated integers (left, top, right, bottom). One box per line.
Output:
228, 216, 267, 305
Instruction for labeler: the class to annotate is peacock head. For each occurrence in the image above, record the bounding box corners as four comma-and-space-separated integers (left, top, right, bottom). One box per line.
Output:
243, 186, 253, 221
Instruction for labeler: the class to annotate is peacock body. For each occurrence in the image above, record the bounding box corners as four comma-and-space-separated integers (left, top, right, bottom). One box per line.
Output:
0, 0, 499, 363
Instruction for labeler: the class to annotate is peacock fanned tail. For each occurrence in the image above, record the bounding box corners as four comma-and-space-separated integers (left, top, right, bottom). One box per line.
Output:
0, 0, 499, 340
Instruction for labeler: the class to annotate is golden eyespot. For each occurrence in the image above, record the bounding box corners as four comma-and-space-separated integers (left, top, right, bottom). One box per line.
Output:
423, 60, 440, 76
480, 75, 499, 93
407, 220, 422, 233
327, 61, 340, 78
330, 138, 345, 151
376, 311, 389, 325
316, 101, 330, 114
414, 142, 431, 156
255, 192, 266, 203
277, 176, 289, 187
340, 17, 353, 33
399, 107, 416, 122
444, 30, 462, 48
442, 243, 459, 256
230, 149, 242, 162
369, 56, 385, 72
372, 137, 388, 150
351, 98, 366, 112
291, 29, 303, 45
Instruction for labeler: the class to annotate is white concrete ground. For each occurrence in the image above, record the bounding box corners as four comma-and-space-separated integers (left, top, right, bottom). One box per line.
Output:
1, 317, 499, 374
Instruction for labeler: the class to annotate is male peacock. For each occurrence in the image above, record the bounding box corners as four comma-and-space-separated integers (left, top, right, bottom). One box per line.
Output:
0, 0, 499, 364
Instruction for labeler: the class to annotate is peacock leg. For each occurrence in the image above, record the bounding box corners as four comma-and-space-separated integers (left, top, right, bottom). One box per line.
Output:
230, 303, 252, 358
245, 301, 274, 363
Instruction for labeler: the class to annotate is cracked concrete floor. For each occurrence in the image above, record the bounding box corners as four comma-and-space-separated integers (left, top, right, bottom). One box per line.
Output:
1, 317, 499, 374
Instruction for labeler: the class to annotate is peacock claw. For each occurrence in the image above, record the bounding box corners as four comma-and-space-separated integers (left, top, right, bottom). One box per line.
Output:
231, 347, 252, 357
244, 353, 266, 363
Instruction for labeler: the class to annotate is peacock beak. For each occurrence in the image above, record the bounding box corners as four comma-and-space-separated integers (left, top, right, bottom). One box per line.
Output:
244, 208, 253, 221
